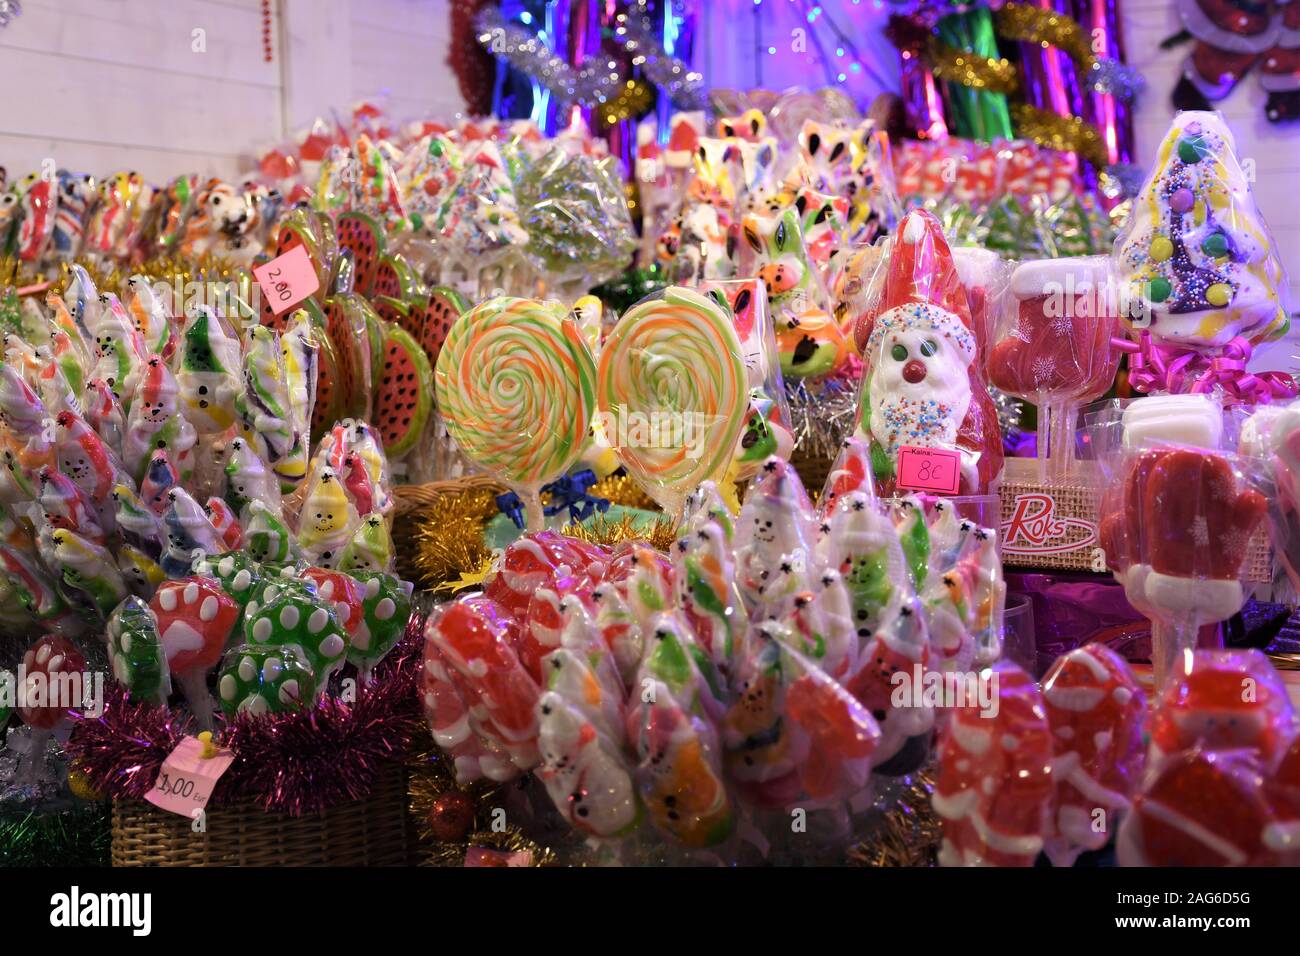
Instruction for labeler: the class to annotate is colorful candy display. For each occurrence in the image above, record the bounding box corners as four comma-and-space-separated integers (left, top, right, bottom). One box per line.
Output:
434, 297, 596, 529
597, 286, 747, 516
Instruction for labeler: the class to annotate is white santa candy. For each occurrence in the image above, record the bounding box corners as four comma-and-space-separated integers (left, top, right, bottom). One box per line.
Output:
854, 209, 1003, 496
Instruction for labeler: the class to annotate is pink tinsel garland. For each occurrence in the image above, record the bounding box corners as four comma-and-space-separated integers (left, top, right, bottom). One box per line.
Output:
65, 617, 426, 816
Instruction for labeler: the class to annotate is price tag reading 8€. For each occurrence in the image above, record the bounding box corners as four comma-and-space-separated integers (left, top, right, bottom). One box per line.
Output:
144, 734, 234, 818
253, 244, 319, 316
895, 445, 962, 496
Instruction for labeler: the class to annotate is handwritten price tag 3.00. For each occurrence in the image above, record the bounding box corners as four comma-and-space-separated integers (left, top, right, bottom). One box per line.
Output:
144, 736, 234, 818
253, 244, 319, 316
895, 445, 962, 495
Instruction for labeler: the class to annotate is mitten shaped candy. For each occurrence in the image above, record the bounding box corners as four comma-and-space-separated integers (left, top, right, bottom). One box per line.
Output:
425, 596, 542, 774
106, 595, 171, 705
934, 662, 1053, 866
217, 643, 316, 716
1041, 643, 1147, 866
1117, 749, 1273, 866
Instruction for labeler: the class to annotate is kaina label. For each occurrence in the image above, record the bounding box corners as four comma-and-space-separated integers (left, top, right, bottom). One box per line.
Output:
1001, 493, 1097, 556
896, 445, 961, 495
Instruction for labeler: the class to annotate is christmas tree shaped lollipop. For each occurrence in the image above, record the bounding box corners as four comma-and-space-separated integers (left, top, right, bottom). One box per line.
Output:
1115, 111, 1290, 352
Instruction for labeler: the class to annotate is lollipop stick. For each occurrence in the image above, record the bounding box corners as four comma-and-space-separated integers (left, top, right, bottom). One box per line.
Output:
1151, 615, 1197, 693
14, 726, 53, 786
1035, 397, 1050, 484
1047, 401, 1077, 483
522, 486, 545, 534
176, 669, 215, 733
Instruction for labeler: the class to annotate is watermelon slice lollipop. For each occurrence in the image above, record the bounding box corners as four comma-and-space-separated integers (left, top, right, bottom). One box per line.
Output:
373, 325, 432, 459
419, 287, 467, 370
371, 253, 420, 301
371, 295, 410, 331
323, 297, 369, 421
335, 210, 385, 297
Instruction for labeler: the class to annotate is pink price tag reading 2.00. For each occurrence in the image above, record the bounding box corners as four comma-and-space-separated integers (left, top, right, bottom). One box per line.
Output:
144, 734, 234, 819
253, 243, 320, 316
895, 445, 962, 496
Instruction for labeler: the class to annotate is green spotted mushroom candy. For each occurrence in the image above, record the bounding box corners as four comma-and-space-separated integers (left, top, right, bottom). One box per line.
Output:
243, 582, 348, 690
106, 595, 172, 705
217, 642, 316, 716
191, 550, 263, 612
345, 570, 414, 684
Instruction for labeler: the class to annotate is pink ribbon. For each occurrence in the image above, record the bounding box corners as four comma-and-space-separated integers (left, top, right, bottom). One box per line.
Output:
1111, 332, 1298, 407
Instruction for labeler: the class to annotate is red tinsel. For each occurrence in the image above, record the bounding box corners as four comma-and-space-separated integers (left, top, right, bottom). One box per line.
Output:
66, 615, 427, 816
448, 0, 497, 116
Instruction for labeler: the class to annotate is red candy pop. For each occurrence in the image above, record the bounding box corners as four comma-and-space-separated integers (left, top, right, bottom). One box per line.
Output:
150, 577, 240, 730
16, 634, 88, 785
934, 662, 1053, 866
1041, 643, 1147, 866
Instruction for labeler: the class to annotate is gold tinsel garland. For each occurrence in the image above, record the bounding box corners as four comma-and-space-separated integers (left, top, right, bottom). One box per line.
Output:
1010, 102, 1109, 168
598, 79, 655, 130
928, 39, 1020, 96
995, 2, 1098, 76
560, 512, 679, 551
845, 770, 941, 867
3, 253, 243, 301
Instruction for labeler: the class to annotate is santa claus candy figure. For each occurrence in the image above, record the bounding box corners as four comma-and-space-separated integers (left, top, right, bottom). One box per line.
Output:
1117, 748, 1273, 866
933, 662, 1054, 866
1040, 643, 1147, 866
1149, 648, 1296, 775
854, 209, 1003, 497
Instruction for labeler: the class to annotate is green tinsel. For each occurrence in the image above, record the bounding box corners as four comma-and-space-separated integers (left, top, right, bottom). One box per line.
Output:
0, 803, 111, 867
591, 264, 666, 316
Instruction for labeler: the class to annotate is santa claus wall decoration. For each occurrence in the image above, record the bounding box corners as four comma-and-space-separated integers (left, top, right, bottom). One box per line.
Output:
1169, 0, 1300, 123
853, 209, 1004, 497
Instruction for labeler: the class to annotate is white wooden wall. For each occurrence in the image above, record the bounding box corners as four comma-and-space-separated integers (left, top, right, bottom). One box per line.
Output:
1123, 0, 1300, 354
0, 0, 462, 183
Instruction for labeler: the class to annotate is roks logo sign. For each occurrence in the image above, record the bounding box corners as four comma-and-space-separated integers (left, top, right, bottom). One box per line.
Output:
1001, 493, 1097, 556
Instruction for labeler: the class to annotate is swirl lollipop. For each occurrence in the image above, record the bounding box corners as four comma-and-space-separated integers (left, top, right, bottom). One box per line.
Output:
434, 297, 596, 530
598, 286, 747, 516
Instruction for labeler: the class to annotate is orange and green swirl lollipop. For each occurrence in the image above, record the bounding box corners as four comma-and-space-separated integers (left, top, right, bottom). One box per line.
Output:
598, 286, 747, 516
435, 297, 596, 529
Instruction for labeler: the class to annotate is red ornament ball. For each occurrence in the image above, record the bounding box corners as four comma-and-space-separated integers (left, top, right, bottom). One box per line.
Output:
428, 790, 476, 841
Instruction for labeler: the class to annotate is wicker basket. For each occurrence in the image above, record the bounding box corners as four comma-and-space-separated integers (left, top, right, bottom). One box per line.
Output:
389, 476, 505, 582
997, 458, 1271, 581
110, 762, 415, 866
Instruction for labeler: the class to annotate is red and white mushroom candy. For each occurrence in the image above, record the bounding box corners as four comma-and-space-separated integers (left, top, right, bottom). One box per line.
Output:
18, 634, 89, 730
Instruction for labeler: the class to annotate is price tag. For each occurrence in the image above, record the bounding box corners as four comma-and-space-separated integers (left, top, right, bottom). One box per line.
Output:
144, 735, 234, 818
895, 445, 961, 495
253, 244, 319, 316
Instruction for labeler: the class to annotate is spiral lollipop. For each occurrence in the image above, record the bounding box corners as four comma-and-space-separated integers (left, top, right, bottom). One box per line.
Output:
597, 287, 747, 516
434, 297, 596, 530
